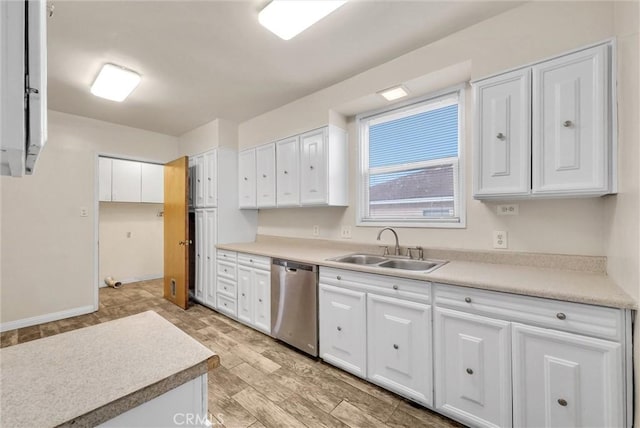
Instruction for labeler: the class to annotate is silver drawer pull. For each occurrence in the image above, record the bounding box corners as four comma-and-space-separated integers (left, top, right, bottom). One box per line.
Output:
465, 297, 472, 303
392, 285, 398, 290
556, 312, 567, 320
310, 165, 314, 170
208, 177, 211, 181
242, 293, 245, 297
224, 269, 228, 272
337, 326, 342, 331
558, 398, 568, 407
466, 368, 474, 375
336, 275, 341, 280
259, 299, 262, 303
250, 259, 253, 262
393, 344, 399, 350
562, 120, 573, 128
496, 132, 505, 140
262, 174, 267, 178
284, 170, 288, 174
224, 287, 227, 290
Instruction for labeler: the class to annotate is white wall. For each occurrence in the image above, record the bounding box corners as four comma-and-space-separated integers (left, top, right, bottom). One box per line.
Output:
178, 118, 238, 156
99, 203, 164, 284
240, 1, 618, 257
0, 110, 178, 326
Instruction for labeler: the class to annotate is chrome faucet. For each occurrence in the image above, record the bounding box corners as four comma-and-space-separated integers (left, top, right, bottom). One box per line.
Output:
377, 227, 401, 256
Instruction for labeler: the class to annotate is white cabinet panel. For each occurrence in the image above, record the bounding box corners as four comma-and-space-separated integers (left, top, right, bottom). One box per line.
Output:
532, 45, 610, 195
204, 151, 217, 207
194, 155, 205, 208
300, 128, 327, 205
195, 210, 205, 300
111, 159, 141, 202
434, 307, 512, 428
319, 283, 367, 377
237, 265, 253, 325
474, 69, 531, 198
253, 269, 271, 334
256, 143, 276, 208
140, 163, 164, 203
204, 209, 217, 308
238, 149, 257, 209
188, 157, 195, 208
98, 157, 112, 202
276, 136, 300, 207
512, 323, 623, 428
367, 294, 432, 406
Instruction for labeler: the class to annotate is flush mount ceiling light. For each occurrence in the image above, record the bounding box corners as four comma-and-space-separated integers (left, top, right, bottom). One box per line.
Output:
90, 63, 141, 102
259, 0, 346, 41
378, 85, 409, 102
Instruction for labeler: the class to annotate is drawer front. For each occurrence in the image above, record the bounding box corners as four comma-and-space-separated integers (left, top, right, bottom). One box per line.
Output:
217, 277, 237, 298
237, 253, 270, 270
217, 293, 237, 318
217, 260, 237, 281
320, 267, 430, 303
434, 284, 623, 341
217, 249, 237, 262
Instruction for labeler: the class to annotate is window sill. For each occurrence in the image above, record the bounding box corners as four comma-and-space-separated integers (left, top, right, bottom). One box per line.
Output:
356, 219, 467, 229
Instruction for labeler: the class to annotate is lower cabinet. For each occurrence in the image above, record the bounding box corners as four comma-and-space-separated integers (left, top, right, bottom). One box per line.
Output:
434, 307, 512, 427
237, 263, 271, 335
319, 283, 367, 378
512, 323, 623, 428
194, 209, 216, 308
367, 294, 432, 405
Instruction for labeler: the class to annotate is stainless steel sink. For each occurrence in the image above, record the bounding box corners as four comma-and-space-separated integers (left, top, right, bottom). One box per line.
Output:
328, 253, 447, 273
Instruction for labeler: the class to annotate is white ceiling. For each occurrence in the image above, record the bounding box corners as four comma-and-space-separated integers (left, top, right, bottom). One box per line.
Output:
47, 1, 522, 136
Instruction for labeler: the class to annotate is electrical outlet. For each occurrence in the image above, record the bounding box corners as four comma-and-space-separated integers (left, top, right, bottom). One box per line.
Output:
80, 207, 88, 217
126, 232, 132, 238
312, 225, 320, 236
493, 230, 508, 249
497, 204, 519, 216
341, 226, 352, 239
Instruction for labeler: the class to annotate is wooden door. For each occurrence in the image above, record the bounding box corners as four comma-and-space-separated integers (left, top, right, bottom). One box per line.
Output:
164, 156, 189, 309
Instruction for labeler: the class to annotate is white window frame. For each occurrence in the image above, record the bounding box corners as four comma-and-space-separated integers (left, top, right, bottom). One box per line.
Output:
356, 85, 466, 228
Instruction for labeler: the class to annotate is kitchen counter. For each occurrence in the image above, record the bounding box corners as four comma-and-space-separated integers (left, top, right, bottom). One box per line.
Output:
0, 311, 218, 427
217, 236, 636, 310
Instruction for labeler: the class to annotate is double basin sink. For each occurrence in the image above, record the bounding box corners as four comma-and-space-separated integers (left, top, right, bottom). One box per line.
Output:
328, 253, 447, 273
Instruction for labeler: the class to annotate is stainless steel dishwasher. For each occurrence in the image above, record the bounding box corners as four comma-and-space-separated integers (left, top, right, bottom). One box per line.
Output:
271, 258, 318, 357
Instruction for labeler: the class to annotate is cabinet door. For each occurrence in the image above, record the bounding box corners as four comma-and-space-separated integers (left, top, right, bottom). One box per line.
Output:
256, 143, 276, 208
238, 149, 256, 208
253, 269, 271, 335
194, 155, 205, 207
98, 157, 112, 201
532, 44, 610, 195
204, 209, 217, 308
194, 210, 205, 300
237, 265, 253, 325
204, 150, 217, 207
512, 323, 623, 428
300, 128, 327, 205
367, 294, 432, 406
474, 69, 531, 198
188, 157, 195, 208
319, 284, 367, 377
140, 163, 164, 203
111, 159, 141, 202
434, 307, 512, 428
276, 136, 300, 207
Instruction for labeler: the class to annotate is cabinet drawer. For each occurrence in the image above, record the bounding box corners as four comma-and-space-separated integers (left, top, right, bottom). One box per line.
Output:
217, 293, 237, 318
217, 260, 237, 281
217, 249, 237, 262
320, 267, 430, 303
237, 253, 270, 270
217, 278, 236, 298
433, 284, 623, 341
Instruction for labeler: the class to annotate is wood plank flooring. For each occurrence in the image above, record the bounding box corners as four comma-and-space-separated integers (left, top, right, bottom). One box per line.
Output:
0, 279, 462, 428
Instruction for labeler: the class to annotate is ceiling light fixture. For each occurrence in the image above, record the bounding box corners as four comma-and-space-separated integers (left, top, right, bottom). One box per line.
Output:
378, 85, 409, 102
259, 0, 346, 41
90, 63, 141, 102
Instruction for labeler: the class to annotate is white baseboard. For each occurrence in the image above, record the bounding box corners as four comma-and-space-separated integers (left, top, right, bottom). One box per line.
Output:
0, 305, 95, 333
98, 274, 163, 288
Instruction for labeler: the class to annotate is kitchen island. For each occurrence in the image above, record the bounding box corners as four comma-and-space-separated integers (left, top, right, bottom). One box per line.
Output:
0, 310, 218, 427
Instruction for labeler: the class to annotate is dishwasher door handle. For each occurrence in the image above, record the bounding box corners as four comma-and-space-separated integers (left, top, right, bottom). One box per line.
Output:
285, 267, 298, 273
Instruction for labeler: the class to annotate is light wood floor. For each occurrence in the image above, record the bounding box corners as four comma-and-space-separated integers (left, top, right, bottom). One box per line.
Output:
0, 279, 462, 428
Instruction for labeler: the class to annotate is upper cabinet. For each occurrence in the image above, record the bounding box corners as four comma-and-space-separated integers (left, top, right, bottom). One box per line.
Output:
473, 41, 615, 199
99, 157, 164, 203
140, 163, 164, 203
239, 125, 348, 209
111, 159, 142, 203
190, 149, 218, 208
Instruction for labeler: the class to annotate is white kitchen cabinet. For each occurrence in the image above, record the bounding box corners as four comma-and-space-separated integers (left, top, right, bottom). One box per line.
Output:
111, 159, 142, 202
140, 163, 164, 203
237, 265, 253, 324
319, 283, 367, 378
189, 149, 218, 208
367, 294, 432, 406
434, 307, 512, 428
300, 126, 348, 206
216, 250, 238, 317
98, 157, 113, 201
276, 136, 300, 207
253, 269, 271, 333
532, 44, 611, 196
256, 143, 276, 208
188, 157, 195, 208
238, 149, 257, 209
473, 69, 531, 198
473, 41, 615, 199
235, 253, 271, 335
194, 210, 205, 301
194, 155, 205, 208
195, 209, 217, 306
512, 323, 623, 428
204, 150, 217, 207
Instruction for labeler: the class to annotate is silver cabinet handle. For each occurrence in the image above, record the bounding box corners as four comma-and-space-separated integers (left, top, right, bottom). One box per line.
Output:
392, 285, 399, 290
563, 120, 573, 128
197, 179, 201, 182
465, 297, 472, 303
224, 269, 227, 272
259, 298, 262, 303
262, 174, 267, 178
336, 275, 341, 280
496, 132, 505, 140
393, 344, 399, 350
310, 165, 314, 170
337, 326, 342, 331
284, 170, 288, 174
466, 368, 474, 375
208, 177, 211, 181
556, 312, 567, 320
558, 399, 568, 407
242, 293, 245, 297
243, 177, 248, 181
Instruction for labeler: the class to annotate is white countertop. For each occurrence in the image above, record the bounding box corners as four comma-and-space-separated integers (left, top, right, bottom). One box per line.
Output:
217, 237, 636, 310
0, 311, 217, 427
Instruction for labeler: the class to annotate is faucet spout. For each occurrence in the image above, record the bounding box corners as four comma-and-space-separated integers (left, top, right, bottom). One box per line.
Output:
376, 228, 401, 256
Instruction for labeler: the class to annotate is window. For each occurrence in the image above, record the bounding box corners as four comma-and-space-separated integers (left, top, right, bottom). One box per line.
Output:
357, 89, 464, 227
